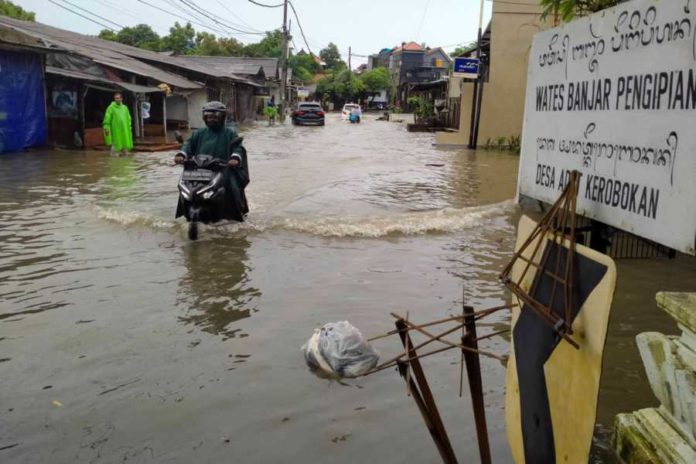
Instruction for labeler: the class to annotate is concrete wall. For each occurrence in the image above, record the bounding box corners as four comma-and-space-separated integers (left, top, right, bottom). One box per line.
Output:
187, 89, 208, 129
437, 2, 551, 146
166, 95, 188, 121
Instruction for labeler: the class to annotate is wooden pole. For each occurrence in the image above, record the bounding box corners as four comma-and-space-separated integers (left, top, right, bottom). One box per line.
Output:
162, 93, 167, 141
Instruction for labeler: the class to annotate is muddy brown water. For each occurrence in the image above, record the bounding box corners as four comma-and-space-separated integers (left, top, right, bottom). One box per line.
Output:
1, 114, 693, 463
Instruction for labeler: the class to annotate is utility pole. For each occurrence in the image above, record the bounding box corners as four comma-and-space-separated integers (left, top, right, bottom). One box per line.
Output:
468, 0, 485, 149
348, 46, 352, 71
280, 0, 289, 120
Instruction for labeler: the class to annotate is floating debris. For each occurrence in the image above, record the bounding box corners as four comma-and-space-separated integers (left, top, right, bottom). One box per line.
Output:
302, 321, 379, 378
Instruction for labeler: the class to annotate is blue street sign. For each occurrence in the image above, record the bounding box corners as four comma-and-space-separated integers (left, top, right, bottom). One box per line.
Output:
453, 57, 480, 78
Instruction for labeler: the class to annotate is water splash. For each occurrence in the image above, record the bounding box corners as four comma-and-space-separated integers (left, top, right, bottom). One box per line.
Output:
272, 200, 516, 237
95, 206, 179, 230
95, 200, 516, 238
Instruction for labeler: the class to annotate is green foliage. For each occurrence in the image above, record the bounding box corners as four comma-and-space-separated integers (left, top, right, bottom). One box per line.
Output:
289, 53, 321, 84
242, 30, 282, 57
359, 67, 390, 93
94, 20, 323, 83
316, 69, 366, 103
508, 135, 521, 154
407, 96, 434, 124
481, 135, 521, 153
193, 32, 244, 56
0, 0, 35, 21
450, 41, 478, 58
539, 0, 625, 22
162, 22, 196, 55
319, 43, 344, 70
99, 24, 162, 51
98, 30, 118, 42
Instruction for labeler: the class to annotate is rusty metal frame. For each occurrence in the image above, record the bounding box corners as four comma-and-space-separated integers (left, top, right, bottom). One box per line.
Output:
363, 302, 502, 464
395, 318, 459, 464
499, 170, 582, 349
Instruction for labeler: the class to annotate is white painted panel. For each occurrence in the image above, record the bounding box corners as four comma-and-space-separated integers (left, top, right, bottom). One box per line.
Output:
519, 0, 696, 254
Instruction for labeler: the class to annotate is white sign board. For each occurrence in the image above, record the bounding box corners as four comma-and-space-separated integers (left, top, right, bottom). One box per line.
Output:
519, 0, 696, 255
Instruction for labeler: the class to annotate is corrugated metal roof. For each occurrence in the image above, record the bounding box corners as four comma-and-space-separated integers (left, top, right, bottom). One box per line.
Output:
46, 66, 164, 93
0, 26, 62, 53
118, 82, 164, 93
0, 16, 202, 89
183, 56, 279, 79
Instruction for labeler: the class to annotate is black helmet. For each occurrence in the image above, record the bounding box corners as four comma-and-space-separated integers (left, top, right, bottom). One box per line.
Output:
202, 100, 226, 130
202, 100, 227, 114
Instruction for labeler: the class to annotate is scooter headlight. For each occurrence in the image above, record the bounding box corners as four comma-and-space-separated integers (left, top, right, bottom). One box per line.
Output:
197, 173, 223, 197
178, 181, 192, 201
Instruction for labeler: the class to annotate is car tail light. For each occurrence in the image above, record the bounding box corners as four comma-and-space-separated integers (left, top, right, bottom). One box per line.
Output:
317, 111, 325, 116
297, 111, 306, 115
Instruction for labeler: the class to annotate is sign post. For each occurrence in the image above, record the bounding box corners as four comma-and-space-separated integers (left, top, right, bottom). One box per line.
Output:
518, 0, 696, 255
453, 57, 480, 79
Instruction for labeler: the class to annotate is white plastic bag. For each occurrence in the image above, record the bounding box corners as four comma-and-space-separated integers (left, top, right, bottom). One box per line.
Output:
302, 321, 379, 378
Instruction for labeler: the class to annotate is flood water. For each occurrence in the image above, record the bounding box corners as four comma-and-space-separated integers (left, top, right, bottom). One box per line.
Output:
1, 113, 694, 463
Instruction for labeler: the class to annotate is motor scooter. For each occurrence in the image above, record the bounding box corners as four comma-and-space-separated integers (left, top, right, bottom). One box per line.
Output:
174, 132, 248, 240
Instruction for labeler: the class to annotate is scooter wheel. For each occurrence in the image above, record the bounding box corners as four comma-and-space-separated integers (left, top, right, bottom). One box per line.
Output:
188, 222, 198, 240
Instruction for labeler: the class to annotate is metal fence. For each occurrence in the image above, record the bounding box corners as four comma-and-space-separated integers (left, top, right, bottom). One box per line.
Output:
572, 216, 675, 259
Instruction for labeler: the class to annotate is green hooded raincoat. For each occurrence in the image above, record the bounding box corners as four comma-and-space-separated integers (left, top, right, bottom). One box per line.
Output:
103, 102, 134, 151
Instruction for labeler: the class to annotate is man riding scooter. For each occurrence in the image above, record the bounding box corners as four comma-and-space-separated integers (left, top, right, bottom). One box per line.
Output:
174, 101, 249, 224
349, 105, 362, 123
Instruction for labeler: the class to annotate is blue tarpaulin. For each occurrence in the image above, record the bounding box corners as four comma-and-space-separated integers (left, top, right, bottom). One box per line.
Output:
0, 50, 47, 153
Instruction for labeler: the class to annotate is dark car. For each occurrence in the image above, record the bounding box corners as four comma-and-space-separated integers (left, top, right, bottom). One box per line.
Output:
291, 102, 325, 126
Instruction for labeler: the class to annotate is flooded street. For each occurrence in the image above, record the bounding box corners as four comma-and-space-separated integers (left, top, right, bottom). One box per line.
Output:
1, 114, 693, 463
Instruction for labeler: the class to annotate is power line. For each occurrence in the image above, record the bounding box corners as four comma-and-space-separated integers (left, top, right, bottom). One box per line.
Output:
178, 0, 266, 35
414, 0, 431, 41
137, 0, 246, 37
248, 0, 284, 8
47, 0, 118, 31
58, 0, 124, 29
94, 0, 144, 21
213, 0, 263, 32
287, 1, 313, 55
164, 0, 230, 35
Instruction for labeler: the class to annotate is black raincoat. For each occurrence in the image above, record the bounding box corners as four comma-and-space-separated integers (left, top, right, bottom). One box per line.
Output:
176, 126, 249, 221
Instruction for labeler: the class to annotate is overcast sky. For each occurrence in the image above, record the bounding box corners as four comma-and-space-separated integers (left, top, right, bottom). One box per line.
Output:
15, 0, 492, 68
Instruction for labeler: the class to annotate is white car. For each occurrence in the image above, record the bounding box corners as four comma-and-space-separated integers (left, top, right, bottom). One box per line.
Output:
341, 103, 361, 120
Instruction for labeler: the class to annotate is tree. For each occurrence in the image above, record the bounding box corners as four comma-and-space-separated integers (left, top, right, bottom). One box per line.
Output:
98, 29, 118, 42
0, 0, 35, 21
242, 30, 282, 57
162, 22, 196, 55
539, 0, 625, 22
319, 43, 344, 70
359, 68, 390, 93
193, 32, 244, 56
316, 69, 365, 104
289, 53, 321, 84
450, 41, 477, 58
110, 24, 162, 51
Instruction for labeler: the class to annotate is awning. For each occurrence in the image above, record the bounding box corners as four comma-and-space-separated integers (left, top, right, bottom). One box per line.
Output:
117, 81, 164, 94
409, 79, 448, 91
46, 66, 163, 93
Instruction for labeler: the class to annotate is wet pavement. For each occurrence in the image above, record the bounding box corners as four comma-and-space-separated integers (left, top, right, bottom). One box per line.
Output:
1, 113, 694, 463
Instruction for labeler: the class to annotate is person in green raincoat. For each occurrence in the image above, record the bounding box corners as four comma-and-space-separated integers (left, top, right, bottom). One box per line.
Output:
103, 92, 133, 156
174, 101, 249, 221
